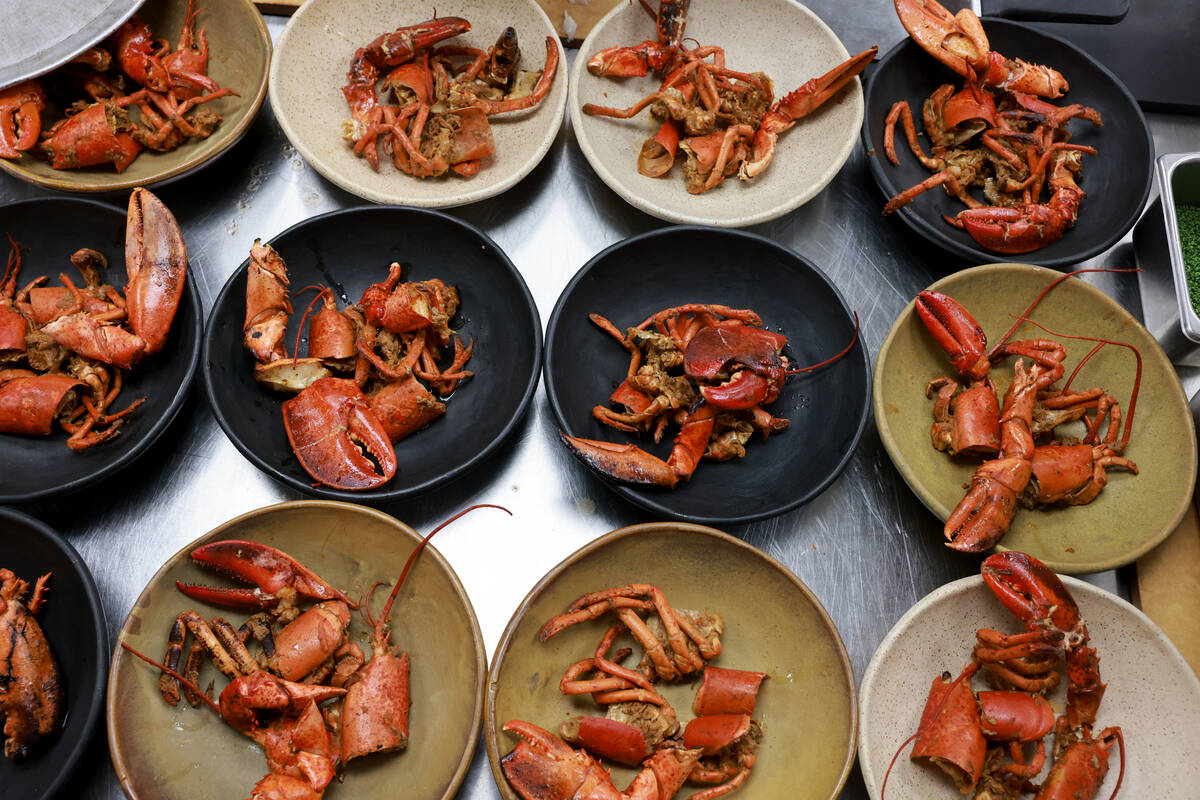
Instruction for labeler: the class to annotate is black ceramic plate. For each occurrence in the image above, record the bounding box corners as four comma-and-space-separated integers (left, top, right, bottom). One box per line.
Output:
0, 198, 202, 502
862, 19, 1152, 269
544, 227, 870, 524
0, 507, 107, 799
202, 206, 542, 501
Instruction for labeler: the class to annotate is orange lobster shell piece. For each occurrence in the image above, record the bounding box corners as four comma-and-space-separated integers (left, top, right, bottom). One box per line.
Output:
281, 377, 397, 490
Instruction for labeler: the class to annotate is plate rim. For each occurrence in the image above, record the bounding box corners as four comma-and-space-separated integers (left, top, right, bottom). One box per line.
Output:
857, 572, 1200, 798
0, 196, 203, 503
104, 498, 488, 800
484, 520, 860, 800
0, 0, 272, 194
543, 224, 871, 525
860, 17, 1153, 269
872, 261, 1198, 573
200, 203, 543, 502
0, 506, 109, 800
268, 0, 568, 208
568, 0, 863, 227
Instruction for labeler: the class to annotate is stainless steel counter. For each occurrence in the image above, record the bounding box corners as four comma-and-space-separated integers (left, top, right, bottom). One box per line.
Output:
4, 4, 1198, 798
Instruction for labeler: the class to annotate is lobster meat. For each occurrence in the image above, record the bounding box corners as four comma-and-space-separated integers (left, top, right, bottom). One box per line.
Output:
582, 1, 875, 193
885, 552, 1124, 800
914, 275, 1139, 552
342, 17, 559, 176
240, 243, 475, 490
882, 0, 1102, 253
562, 303, 858, 489
0, 188, 187, 450
1, 569, 64, 761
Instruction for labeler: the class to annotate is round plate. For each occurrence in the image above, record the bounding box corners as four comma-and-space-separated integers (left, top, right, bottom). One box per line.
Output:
202, 205, 542, 501
107, 500, 486, 800
0, 0, 270, 193
874, 263, 1197, 572
571, 0, 864, 227
862, 19, 1152, 269
0, 0, 142, 90
545, 226, 869, 524
860, 573, 1200, 799
486, 522, 858, 800
0, 507, 107, 799
269, 0, 567, 207
0, 197, 202, 503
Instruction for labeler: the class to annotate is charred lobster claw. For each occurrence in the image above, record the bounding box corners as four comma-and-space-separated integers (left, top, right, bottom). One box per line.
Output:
981, 551, 1083, 643
894, 0, 1068, 98
176, 539, 356, 611
683, 324, 787, 409
915, 290, 989, 381
501, 720, 700, 800
0, 81, 47, 159
281, 377, 398, 491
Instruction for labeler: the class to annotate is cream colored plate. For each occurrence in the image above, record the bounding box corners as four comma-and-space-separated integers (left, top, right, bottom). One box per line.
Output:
270, 0, 567, 207
486, 522, 858, 800
860, 574, 1200, 799
570, 0, 863, 226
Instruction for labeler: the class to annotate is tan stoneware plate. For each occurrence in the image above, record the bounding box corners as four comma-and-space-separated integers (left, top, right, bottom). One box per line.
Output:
0, 0, 270, 193
859, 573, 1200, 798
106, 501, 485, 800
570, 0, 864, 227
874, 263, 1197, 573
269, 0, 567, 207
485, 522, 857, 800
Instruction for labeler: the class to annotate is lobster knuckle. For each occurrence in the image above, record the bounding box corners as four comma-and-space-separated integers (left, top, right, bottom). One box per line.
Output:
281, 377, 397, 490
682, 713, 752, 755
0, 374, 85, 435
911, 671, 986, 793
41, 313, 146, 369
560, 716, 650, 766
125, 187, 187, 356
369, 378, 446, 443
273, 601, 351, 682
692, 666, 768, 716
976, 690, 1054, 741
700, 371, 769, 410
340, 650, 410, 762
41, 102, 141, 171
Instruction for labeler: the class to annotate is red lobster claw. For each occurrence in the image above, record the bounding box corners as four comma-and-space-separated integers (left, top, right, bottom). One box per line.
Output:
915, 291, 989, 380
560, 434, 678, 488
125, 187, 188, 357
176, 539, 356, 610
980, 552, 1083, 642
281, 377, 397, 490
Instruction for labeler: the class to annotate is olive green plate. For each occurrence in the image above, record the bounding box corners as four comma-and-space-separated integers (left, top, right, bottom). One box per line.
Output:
485, 523, 857, 800
874, 263, 1197, 573
0, 0, 270, 193
107, 501, 485, 800
860, 574, 1200, 798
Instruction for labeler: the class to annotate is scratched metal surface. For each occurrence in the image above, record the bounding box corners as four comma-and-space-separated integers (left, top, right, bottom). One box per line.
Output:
3, 3, 1199, 799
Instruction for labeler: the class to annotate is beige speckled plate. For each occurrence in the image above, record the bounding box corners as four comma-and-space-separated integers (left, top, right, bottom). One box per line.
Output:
269, 0, 567, 207
860, 573, 1200, 799
485, 522, 857, 800
570, 0, 863, 227
0, 0, 270, 193
874, 263, 1197, 573
107, 501, 485, 800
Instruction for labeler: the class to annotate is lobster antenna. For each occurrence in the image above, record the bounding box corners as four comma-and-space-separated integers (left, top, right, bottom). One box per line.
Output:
989, 268, 1141, 357
1061, 341, 1106, 393
1109, 728, 1126, 800
379, 504, 512, 624
2, 234, 19, 289
289, 285, 330, 364
1008, 315, 1141, 452
119, 640, 221, 715
786, 312, 859, 375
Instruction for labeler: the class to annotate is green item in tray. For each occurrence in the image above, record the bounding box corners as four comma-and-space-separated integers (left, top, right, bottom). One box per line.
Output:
1179, 203, 1200, 316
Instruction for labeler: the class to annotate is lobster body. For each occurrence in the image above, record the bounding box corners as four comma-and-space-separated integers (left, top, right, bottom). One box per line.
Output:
0, 570, 64, 760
